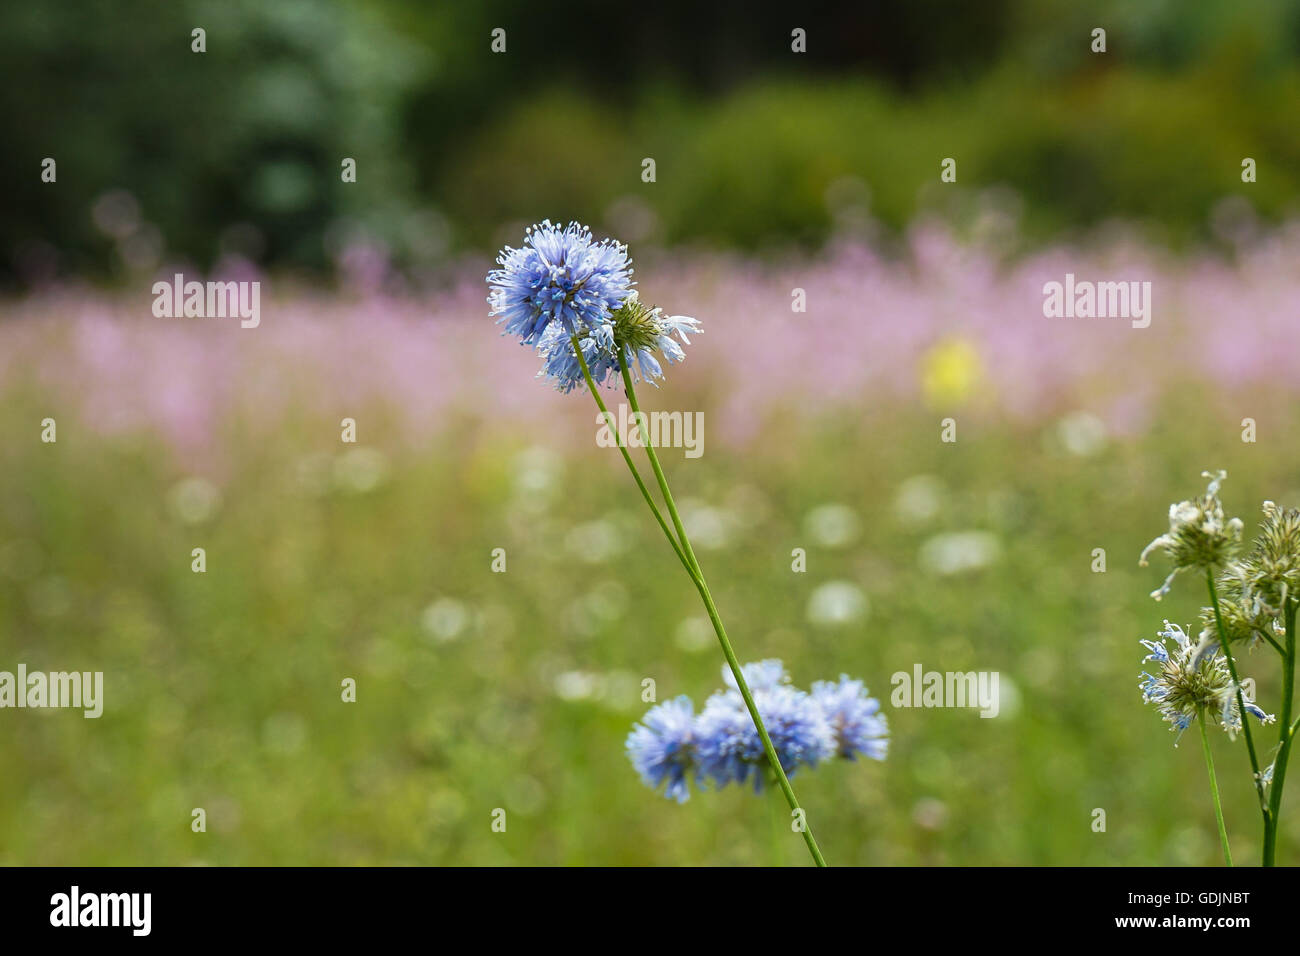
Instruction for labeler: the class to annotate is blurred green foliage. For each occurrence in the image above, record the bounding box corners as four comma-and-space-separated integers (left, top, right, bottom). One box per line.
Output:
3, 391, 1299, 864
3, 0, 1299, 283
2, 0, 426, 282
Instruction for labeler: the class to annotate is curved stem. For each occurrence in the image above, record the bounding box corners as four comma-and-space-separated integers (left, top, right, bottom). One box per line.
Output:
1199, 713, 1233, 866
619, 362, 827, 867
570, 336, 692, 576
1264, 600, 1296, 866
1205, 572, 1270, 859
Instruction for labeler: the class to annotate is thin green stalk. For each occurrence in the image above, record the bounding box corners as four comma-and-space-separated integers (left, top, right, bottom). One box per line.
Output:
619, 362, 828, 867
570, 336, 692, 577
1199, 712, 1233, 866
1205, 572, 1269, 851
1264, 601, 1296, 866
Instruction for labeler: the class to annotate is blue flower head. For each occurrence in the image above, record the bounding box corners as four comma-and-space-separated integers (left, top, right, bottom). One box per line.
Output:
722, 659, 790, 693
626, 661, 885, 802
1139, 620, 1274, 744
535, 292, 701, 393
695, 678, 835, 792
487, 220, 633, 346
625, 695, 698, 802
811, 676, 889, 761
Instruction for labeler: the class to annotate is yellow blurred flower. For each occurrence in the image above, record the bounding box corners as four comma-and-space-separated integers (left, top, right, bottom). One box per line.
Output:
920, 338, 985, 407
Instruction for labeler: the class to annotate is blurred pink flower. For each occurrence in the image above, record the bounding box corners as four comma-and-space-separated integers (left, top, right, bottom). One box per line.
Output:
3, 224, 1298, 468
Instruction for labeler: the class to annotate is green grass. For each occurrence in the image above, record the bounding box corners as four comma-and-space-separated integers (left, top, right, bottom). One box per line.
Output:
2, 397, 1298, 865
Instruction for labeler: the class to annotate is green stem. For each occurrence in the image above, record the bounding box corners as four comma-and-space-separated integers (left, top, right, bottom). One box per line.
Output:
570, 336, 693, 577
1264, 600, 1296, 867
619, 362, 828, 867
1205, 572, 1270, 853
1199, 712, 1232, 866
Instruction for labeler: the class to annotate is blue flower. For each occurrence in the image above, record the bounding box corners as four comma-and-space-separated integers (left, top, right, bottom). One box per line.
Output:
810, 676, 889, 761
695, 670, 835, 791
535, 293, 701, 393
1139, 620, 1274, 744
535, 322, 615, 394
487, 220, 633, 346
625, 695, 698, 802
722, 658, 790, 692
626, 661, 885, 802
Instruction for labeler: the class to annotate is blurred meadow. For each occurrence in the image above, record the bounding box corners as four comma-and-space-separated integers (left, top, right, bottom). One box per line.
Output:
3, 0, 1300, 865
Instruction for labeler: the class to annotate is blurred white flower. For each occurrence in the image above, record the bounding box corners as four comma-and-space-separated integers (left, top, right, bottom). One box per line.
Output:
679, 499, 734, 551
919, 531, 1001, 576
333, 447, 389, 493
553, 670, 600, 701
1056, 411, 1107, 457
912, 797, 949, 831
565, 519, 627, 562
894, 475, 944, 525
167, 477, 221, 525
675, 616, 714, 653
552, 668, 639, 711
512, 446, 562, 500
422, 597, 470, 643
804, 503, 861, 548
991, 675, 1020, 719
807, 580, 869, 627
